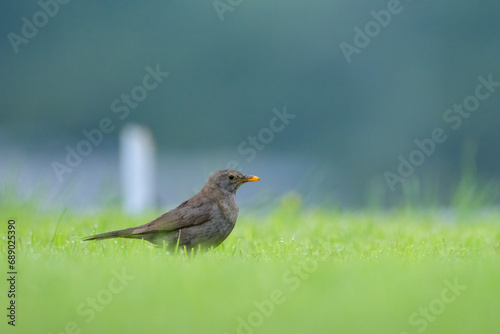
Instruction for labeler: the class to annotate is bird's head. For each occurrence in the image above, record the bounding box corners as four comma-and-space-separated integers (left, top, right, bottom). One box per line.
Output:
203, 169, 260, 195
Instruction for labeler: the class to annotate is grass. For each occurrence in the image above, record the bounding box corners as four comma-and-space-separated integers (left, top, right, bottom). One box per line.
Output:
1, 195, 500, 334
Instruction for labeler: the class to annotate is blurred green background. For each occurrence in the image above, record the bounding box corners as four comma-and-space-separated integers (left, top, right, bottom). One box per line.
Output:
1, 0, 500, 209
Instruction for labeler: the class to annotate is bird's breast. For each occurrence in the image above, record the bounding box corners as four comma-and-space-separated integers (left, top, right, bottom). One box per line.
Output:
217, 194, 239, 225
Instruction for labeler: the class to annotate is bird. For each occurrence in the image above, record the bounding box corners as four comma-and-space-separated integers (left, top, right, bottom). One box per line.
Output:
83, 169, 260, 251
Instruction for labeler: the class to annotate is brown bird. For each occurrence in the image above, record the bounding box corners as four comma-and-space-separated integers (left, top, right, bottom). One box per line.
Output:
83, 169, 260, 251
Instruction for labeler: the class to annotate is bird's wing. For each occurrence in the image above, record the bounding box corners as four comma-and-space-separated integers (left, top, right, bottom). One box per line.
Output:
131, 195, 214, 235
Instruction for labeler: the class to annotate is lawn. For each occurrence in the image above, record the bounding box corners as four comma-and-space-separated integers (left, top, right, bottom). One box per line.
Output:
1, 196, 499, 334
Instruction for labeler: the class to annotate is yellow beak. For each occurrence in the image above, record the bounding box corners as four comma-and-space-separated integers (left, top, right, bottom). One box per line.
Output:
244, 175, 261, 182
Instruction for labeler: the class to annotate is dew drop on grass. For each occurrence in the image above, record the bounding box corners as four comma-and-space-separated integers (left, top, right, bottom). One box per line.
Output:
114, 240, 118, 243
94, 224, 98, 228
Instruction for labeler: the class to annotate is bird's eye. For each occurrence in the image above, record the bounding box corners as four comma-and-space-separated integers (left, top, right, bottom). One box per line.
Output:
228, 174, 235, 180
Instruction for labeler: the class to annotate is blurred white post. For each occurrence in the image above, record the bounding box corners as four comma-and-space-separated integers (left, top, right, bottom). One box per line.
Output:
119, 124, 156, 214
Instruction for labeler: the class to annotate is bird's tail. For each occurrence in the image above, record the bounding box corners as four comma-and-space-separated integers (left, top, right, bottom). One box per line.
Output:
82, 227, 137, 241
